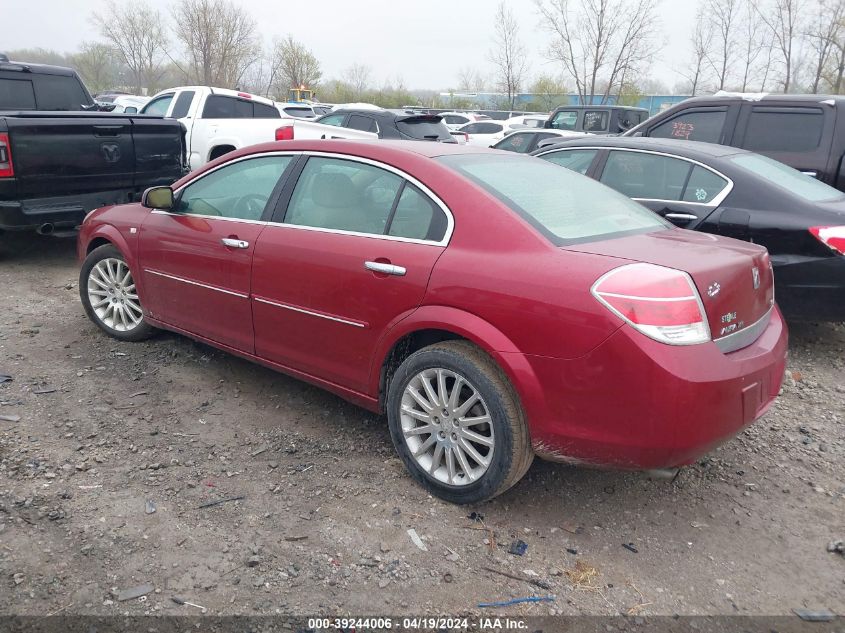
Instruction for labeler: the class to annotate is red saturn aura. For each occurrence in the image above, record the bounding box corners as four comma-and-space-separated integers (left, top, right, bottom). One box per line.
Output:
78, 140, 787, 504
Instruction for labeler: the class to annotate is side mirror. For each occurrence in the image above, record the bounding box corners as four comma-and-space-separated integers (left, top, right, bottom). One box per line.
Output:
142, 186, 174, 210
125, 106, 137, 114
543, 120, 552, 129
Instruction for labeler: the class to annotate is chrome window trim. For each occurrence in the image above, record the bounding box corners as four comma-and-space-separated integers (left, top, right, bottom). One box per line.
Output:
536, 146, 735, 208
144, 269, 249, 299
150, 209, 268, 225
713, 306, 773, 353
253, 297, 366, 328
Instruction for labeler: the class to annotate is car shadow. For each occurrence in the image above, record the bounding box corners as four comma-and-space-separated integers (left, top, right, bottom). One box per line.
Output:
0, 231, 77, 263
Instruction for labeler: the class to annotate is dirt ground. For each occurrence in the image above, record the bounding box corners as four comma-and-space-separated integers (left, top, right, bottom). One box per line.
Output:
0, 232, 843, 619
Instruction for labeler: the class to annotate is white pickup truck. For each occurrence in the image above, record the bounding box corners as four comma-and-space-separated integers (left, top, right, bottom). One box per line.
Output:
141, 86, 375, 170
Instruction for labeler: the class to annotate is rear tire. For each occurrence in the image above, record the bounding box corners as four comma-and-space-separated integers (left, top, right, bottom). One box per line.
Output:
387, 341, 533, 504
79, 244, 156, 342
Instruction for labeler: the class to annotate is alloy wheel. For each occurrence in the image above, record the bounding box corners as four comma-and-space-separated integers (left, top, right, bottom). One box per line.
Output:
87, 257, 143, 332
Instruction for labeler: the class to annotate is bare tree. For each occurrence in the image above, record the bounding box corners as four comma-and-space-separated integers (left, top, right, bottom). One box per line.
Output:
530, 74, 568, 110
91, 2, 168, 94
456, 67, 486, 92
171, 0, 260, 88
268, 35, 322, 98
490, 1, 529, 109
680, 8, 714, 95
535, 0, 661, 105
756, 0, 804, 92
737, 0, 767, 91
806, 0, 845, 92
703, 0, 739, 90
347, 63, 372, 98
71, 42, 123, 93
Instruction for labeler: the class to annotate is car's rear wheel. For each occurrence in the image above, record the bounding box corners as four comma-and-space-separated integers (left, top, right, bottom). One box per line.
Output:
387, 341, 533, 504
79, 244, 155, 342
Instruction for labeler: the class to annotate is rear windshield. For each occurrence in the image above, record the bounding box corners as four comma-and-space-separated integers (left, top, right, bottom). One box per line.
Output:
283, 106, 314, 118
398, 117, 454, 141
439, 154, 667, 245
0, 77, 36, 109
1, 73, 91, 111
730, 154, 845, 203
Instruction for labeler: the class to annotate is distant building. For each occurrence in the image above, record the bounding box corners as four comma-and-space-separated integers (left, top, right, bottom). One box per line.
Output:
440, 92, 691, 116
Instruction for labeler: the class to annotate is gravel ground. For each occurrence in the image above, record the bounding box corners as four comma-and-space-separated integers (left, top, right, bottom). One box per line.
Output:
0, 233, 843, 618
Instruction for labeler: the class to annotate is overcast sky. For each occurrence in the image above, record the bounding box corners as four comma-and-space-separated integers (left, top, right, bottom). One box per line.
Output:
5, 0, 701, 92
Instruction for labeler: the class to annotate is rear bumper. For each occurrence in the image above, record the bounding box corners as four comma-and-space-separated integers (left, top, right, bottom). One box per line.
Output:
772, 255, 845, 321
0, 189, 138, 232
507, 307, 788, 469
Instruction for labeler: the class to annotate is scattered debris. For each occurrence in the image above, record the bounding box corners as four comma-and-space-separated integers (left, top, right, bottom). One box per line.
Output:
566, 548, 578, 555
467, 511, 485, 523
246, 555, 260, 568
171, 596, 207, 613
561, 522, 584, 534
565, 560, 600, 588
145, 500, 156, 515
32, 387, 56, 395
793, 609, 835, 622
482, 565, 552, 591
250, 446, 269, 457
197, 495, 245, 509
129, 390, 149, 398
115, 583, 154, 602
0, 414, 21, 423
827, 540, 844, 556
0, 374, 12, 384
508, 539, 528, 556
622, 542, 639, 553
284, 535, 308, 542
478, 596, 555, 608
443, 572, 453, 583
407, 528, 428, 552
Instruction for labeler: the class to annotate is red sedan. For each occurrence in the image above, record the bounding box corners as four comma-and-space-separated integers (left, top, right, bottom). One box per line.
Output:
77, 140, 787, 504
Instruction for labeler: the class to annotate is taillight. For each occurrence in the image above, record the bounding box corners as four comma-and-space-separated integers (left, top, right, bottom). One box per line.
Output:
809, 226, 845, 255
275, 126, 294, 141
591, 263, 711, 345
237, 92, 253, 99
0, 133, 13, 178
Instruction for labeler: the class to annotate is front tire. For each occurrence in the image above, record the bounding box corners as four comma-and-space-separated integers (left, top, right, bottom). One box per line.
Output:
387, 341, 533, 504
79, 244, 155, 342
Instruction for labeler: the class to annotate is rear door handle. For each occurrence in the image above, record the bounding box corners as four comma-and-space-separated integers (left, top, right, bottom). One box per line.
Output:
365, 261, 406, 276
801, 170, 818, 178
665, 213, 698, 222
221, 238, 249, 249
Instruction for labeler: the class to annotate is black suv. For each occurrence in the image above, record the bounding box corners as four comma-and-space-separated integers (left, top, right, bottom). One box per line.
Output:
625, 94, 845, 193
316, 109, 456, 143
545, 105, 649, 135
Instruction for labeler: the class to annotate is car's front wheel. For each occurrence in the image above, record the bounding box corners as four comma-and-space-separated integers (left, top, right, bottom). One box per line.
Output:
79, 244, 155, 342
387, 341, 533, 504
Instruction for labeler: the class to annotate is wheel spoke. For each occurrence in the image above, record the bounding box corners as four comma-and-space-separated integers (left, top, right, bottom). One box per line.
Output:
436, 369, 449, 409
429, 443, 444, 474
460, 427, 494, 447
89, 273, 110, 291
92, 297, 110, 309
413, 435, 436, 457
405, 423, 434, 437
454, 392, 480, 418
453, 443, 474, 482
420, 372, 440, 408
460, 414, 491, 427
401, 405, 431, 423
445, 447, 456, 484
458, 437, 490, 467
406, 385, 433, 412
448, 376, 463, 410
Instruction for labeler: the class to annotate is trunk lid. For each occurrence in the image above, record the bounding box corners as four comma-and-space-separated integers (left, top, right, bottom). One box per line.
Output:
567, 229, 775, 345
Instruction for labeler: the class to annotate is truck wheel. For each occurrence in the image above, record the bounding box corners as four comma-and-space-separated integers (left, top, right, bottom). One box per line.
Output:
79, 244, 155, 342
387, 341, 533, 504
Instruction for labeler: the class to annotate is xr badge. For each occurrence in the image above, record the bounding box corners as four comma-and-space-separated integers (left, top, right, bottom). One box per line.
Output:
752, 266, 760, 290
707, 282, 721, 298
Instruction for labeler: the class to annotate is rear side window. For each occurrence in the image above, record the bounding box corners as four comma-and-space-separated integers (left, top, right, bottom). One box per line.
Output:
255, 102, 281, 118
347, 114, 378, 132
387, 184, 448, 241
0, 78, 36, 109
550, 111, 578, 130
463, 122, 502, 134
171, 91, 195, 118
202, 95, 252, 118
32, 74, 90, 111
281, 106, 312, 118
540, 149, 598, 175
741, 107, 824, 152
682, 166, 729, 203
444, 115, 469, 125
650, 109, 727, 143
440, 154, 666, 245
397, 118, 452, 140
583, 111, 609, 132
600, 151, 692, 200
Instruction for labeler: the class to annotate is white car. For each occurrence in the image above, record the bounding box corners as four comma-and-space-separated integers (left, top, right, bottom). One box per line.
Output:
276, 103, 316, 119
110, 95, 149, 114
457, 120, 510, 147
503, 114, 549, 129
438, 111, 489, 131
490, 129, 586, 153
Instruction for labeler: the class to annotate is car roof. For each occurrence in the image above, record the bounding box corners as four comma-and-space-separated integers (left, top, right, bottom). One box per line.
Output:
668, 93, 845, 106
552, 105, 648, 112
0, 60, 76, 76
537, 136, 749, 158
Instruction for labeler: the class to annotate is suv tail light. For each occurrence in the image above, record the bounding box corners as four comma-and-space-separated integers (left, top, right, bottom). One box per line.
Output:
809, 226, 845, 255
591, 263, 711, 345
275, 126, 294, 141
0, 133, 13, 178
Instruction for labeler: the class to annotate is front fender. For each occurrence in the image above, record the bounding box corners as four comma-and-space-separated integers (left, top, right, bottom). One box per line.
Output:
79, 223, 145, 297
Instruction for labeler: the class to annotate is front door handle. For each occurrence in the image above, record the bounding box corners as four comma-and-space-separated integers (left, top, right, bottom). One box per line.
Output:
365, 261, 406, 276
221, 237, 249, 249
664, 213, 698, 222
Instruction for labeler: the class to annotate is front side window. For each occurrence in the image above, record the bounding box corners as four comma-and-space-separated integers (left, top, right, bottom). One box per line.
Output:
600, 151, 692, 200
318, 113, 345, 127
540, 149, 598, 175
550, 111, 578, 130
495, 133, 533, 153
583, 111, 609, 132
440, 154, 667, 245
649, 109, 727, 143
143, 94, 174, 116
731, 153, 845, 202
177, 156, 291, 220
742, 107, 824, 153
